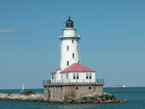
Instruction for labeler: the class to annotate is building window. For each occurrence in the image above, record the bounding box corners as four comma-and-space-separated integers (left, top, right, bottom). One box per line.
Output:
72, 53, 74, 58
86, 73, 88, 79
78, 61, 79, 63
77, 46, 78, 51
73, 73, 75, 79
77, 73, 79, 79
66, 73, 68, 79
89, 87, 91, 90
66, 23, 73, 28
76, 87, 78, 90
67, 61, 69, 66
52, 75, 54, 79
90, 73, 92, 79
67, 46, 69, 51
72, 39, 74, 43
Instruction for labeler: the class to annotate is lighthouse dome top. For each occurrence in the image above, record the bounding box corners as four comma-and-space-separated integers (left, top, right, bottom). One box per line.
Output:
65, 16, 74, 28
65, 16, 74, 23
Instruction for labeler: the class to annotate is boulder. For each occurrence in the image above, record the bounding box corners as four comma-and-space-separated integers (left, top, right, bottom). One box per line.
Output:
94, 95, 100, 100
122, 98, 127, 103
104, 94, 113, 100
39, 98, 44, 102
85, 98, 95, 103
99, 101, 104, 103
77, 99, 82, 103
101, 96, 106, 101
104, 100, 116, 103
92, 100, 98, 104
81, 97, 88, 100
23, 90, 34, 96
63, 98, 73, 103
96, 97, 102, 101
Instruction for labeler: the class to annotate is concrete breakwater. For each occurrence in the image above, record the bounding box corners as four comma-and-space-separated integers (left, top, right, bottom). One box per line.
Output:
0, 92, 127, 104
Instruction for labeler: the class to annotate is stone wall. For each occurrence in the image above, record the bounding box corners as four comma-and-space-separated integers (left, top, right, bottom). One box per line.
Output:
43, 83, 104, 101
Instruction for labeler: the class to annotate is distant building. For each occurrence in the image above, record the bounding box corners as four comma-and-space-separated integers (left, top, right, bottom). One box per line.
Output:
43, 17, 104, 101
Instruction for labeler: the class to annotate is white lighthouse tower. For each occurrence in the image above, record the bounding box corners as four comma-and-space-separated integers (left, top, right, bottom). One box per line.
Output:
59, 16, 80, 70
50, 16, 96, 83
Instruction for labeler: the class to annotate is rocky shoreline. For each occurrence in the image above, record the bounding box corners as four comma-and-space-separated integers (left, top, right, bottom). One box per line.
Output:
0, 92, 127, 104
62, 92, 127, 104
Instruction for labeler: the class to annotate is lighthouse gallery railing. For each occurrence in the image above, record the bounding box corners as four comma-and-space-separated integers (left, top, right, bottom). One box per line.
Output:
43, 79, 104, 84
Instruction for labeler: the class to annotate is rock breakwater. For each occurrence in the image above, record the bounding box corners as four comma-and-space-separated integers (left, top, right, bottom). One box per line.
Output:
61, 92, 127, 104
0, 92, 127, 104
0, 93, 44, 102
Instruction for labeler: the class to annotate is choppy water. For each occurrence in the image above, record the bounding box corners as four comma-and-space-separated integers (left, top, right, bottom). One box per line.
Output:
0, 87, 145, 109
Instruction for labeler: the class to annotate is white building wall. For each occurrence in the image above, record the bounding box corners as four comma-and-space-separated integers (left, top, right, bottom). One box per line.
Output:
51, 74, 56, 83
57, 70, 61, 81
63, 29, 77, 37
57, 72, 96, 83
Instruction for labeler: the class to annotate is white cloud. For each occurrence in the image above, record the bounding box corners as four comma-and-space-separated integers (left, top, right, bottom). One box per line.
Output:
0, 29, 29, 33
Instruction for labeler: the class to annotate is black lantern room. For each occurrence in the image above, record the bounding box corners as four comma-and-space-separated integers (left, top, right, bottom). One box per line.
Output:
65, 16, 74, 28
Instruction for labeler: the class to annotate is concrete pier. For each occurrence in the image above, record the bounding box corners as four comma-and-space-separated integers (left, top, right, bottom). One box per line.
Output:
43, 82, 104, 101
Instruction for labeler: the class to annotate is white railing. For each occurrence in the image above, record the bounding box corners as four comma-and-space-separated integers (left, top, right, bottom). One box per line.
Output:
43, 79, 104, 84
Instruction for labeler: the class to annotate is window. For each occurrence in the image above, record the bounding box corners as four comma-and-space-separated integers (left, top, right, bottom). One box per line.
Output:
67, 61, 69, 66
52, 75, 54, 79
66, 73, 68, 79
77, 46, 78, 51
67, 46, 69, 51
77, 73, 79, 79
89, 87, 91, 90
66, 23, 73, 28
86, 73, 88, 79
76, 87, 78, 90
90, 73, 92, 79
73, 73, 75, 79
72, 39, 74, 43
78, 61, 79, 63
72, 53, 74, 58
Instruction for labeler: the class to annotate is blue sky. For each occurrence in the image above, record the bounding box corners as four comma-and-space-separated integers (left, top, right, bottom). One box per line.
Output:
0, 0, 145, 89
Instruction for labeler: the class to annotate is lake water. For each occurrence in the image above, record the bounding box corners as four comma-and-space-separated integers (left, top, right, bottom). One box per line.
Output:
0, 87, 145, 109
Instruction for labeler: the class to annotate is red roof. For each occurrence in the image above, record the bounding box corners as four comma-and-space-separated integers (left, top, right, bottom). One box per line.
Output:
60, 63, 95, 73
51, 71, 56, 74
51, 68, 62, 74
56, 68, 61, 70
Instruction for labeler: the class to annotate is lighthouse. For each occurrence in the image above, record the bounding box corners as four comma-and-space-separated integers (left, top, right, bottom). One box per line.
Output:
51, 16, 96, 83
43, 17, 104, 101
